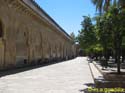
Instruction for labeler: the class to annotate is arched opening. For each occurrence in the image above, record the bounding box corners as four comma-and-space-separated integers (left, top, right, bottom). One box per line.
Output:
0, 20, 4, 69
0, 21, 3, 38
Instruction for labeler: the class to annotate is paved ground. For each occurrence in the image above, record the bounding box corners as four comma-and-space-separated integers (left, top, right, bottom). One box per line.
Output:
0, 57, 94, 93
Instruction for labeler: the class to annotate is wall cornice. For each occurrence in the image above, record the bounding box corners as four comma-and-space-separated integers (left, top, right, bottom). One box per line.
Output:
5, 0, 73, 42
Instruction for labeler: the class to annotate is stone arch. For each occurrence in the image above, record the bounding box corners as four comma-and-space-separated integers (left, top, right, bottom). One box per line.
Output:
15, 25, 29, 66
0, 19, 4, 69
0, 20, 3, 38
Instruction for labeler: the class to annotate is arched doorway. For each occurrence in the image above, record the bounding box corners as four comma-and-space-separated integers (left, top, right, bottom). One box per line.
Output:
0, 21, 3, 37
0, 20, 4, 69
16, 27, 28, 67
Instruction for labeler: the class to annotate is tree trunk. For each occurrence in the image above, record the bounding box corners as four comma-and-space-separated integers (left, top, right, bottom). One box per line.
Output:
117, 47, 121, 74
104, 47, 108, 68
122, 56, 125, 63
114, 41, 117, 63
122, 48, 125, 63
116, 34, 122, 74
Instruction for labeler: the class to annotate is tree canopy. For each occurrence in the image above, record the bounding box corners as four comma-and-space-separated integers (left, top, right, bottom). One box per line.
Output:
78, 1, 125, 74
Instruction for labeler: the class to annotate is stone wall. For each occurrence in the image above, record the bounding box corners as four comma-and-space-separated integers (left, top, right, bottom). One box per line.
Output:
0, 0, 77, 70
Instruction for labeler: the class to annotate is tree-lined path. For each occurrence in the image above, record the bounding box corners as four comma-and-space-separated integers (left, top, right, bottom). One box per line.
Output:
0, 57, 93, 93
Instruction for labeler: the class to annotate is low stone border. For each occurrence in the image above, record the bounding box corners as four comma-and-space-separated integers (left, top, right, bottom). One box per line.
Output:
91, 61, 125, 88
88, 62, 104, 88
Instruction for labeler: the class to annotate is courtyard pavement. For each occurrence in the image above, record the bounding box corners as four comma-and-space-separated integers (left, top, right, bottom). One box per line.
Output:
0, 57, 94, 93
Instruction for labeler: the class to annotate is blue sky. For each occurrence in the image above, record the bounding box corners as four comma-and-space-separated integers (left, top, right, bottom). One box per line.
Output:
35, 0, 96, 36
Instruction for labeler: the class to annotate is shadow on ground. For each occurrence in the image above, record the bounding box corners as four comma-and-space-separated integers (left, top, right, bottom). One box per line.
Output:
79, 83, 96, 93
0, 59, 75, 78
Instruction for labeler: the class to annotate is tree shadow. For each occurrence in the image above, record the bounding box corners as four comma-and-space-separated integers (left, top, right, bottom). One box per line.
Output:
79, 83, 96, 93
84, 83, 95, 87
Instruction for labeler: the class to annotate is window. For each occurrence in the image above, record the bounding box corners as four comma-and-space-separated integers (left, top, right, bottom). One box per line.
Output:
0, 21, 3, 38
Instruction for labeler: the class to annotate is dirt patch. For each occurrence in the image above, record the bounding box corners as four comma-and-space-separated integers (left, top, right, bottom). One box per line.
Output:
104, 72, 125, 81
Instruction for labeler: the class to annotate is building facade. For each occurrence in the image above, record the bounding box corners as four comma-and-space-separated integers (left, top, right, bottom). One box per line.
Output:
0, 0, 77, 70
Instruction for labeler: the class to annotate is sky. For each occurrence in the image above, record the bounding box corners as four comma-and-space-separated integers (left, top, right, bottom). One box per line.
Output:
35, 0, 96, 36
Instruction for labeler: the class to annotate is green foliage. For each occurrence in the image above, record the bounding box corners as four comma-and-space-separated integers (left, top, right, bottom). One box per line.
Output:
77, 16, 102, 55
91, 0, 125, 13
91, 1, 125, 73
70, 32, 76, 44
